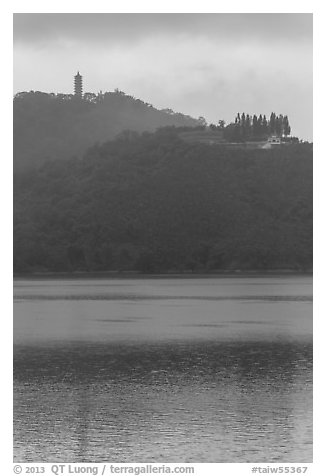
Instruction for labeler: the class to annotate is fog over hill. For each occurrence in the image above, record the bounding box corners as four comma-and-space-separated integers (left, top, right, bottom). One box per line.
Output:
13, 90, 200, 170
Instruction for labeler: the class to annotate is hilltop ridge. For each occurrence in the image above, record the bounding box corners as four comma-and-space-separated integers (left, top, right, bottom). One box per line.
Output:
13, 90, 200, 170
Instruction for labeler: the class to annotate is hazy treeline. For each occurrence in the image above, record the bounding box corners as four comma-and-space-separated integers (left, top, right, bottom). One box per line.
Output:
223, 112, 292, 142
14, 129, 312, 274
13, 90, 200, 170
14, 90, 297, 171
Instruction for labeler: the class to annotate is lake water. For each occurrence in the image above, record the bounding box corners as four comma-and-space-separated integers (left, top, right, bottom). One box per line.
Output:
13, 276, 313, 462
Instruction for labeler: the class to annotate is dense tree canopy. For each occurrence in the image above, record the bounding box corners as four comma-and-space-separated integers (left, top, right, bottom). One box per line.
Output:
224, 112, 292, 142
14, 129, 312, 273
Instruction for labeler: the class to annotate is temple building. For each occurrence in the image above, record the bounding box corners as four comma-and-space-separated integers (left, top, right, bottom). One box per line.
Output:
74, 72, 83, 97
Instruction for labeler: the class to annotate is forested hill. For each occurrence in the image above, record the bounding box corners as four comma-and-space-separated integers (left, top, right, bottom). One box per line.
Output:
14, 129, 313, 273
13, 90, 200, 170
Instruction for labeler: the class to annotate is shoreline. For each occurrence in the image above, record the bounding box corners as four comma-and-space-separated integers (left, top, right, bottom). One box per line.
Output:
13, 269, 313, 280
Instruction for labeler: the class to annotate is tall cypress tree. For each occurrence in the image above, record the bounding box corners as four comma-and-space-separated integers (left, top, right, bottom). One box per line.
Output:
252, 114, 258, 136
279, 114, 284, 136
245, 114, 251, 138
241, 113, 246, 139
275, 116, 282, 136
283, 116, 291, 136
257, 114, 263, 136
270, 112, 276, 134
262, 115, 268, 135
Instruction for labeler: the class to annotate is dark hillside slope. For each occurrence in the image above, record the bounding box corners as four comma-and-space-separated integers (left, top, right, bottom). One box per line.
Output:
13, 91, 199, 170
13, 130, 313, 273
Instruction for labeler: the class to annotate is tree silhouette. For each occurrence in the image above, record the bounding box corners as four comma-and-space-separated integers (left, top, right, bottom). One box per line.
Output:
269, 112, 276, 134
283, 116, 291, 136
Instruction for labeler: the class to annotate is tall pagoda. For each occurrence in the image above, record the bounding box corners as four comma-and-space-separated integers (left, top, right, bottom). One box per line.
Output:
74, 71, 83, 97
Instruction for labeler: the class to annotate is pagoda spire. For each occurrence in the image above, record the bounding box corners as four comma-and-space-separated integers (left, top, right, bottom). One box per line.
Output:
74, 71, 83, 98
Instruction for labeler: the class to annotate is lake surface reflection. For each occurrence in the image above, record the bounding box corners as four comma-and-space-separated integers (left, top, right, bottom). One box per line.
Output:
14, 276, 313, 462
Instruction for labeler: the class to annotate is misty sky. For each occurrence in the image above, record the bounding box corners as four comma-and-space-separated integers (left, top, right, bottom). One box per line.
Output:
13, 13, 313, 140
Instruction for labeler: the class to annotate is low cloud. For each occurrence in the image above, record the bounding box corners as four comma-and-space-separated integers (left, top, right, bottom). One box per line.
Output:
14, 13, 312, 46
13, 13, 313, 140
